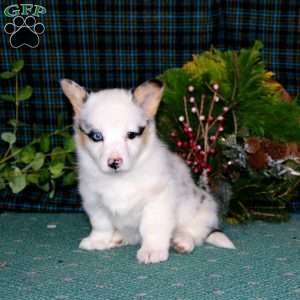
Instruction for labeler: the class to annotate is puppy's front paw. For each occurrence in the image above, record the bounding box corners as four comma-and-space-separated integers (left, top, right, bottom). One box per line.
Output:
79, 235, 111, 251
137, 247, 169, 264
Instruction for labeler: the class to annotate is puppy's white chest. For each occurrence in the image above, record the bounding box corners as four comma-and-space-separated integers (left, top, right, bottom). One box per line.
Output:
100, 185, 145, 244
101, 183, 143, 215
111, 208, 142, 244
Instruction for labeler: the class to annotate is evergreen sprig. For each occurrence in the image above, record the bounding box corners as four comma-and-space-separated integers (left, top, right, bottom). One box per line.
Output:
159, 41, 300, 143
157, 41, 300, 222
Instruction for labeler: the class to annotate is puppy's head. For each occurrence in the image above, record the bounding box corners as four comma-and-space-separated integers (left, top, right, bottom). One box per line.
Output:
60, 79, 164, 174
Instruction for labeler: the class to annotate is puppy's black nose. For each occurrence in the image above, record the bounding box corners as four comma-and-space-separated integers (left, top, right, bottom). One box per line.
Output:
107, 158, 123, 170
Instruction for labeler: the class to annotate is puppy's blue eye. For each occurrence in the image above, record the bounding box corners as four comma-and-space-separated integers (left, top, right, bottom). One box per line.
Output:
88, 130, 104, 142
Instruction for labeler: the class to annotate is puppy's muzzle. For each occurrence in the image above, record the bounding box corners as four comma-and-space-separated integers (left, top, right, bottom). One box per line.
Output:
107, 157, 123, 170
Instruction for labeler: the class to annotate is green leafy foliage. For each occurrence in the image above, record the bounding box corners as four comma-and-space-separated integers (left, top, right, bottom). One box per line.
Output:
0, 176, 6, 190
160, 41, 300, 144
8, 168, 26, 193
11, 60, 24, 73
64, 134, 75, 152
159, 41, 300, 144
63, 171, 77, 186
0, 94, 15, 102
27, 173, 39, 184
1, 132, 16, 145
0, 59, 24, 80
31, 153, 45, 171
40, 134, 50, 153
0, 59, 77, 196
0, 71, 16, 80
51, 147, 66, 162
158, 41, 300, 222
19, 145, 36, 163
17, 85, 33, 101
49, 161, 64, 177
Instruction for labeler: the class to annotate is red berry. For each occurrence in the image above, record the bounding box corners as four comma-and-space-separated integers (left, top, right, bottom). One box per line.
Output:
208, 116, 214, 123
192, 142, 197, 148
200, 162, 207, 169
209, 148, 216, 154
193, 167, 199, 173
206, 165, 212, 173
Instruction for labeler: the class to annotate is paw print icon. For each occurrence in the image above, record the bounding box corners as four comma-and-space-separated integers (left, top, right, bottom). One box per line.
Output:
4, 16, 45, 48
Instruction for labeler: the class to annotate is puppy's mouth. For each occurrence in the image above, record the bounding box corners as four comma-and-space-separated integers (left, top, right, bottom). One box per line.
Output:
100, 165, 130, 175
109, 168, 123, 174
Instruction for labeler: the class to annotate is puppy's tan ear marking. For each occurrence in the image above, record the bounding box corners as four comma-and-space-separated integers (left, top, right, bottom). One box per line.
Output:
60, 79, 88, 116
133, 80, 164, 118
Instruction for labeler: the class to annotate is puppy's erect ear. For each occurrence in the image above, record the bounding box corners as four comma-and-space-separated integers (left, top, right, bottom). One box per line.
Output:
60, 79, 88, 116
133, 80, 164, 118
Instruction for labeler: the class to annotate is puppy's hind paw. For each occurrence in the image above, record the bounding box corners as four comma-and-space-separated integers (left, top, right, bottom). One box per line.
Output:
109, 230, 128, 248
172, 234, 195, 254
137, 247, 169, 264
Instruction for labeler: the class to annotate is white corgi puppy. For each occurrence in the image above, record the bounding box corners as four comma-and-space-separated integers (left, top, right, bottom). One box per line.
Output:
60, 79, 235, 264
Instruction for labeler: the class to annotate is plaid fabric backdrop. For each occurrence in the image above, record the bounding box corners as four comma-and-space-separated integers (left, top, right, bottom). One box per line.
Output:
0, 0, 299, 212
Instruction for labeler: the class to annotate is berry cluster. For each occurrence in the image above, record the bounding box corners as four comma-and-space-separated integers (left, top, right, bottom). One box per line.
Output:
170, 84, 230, 174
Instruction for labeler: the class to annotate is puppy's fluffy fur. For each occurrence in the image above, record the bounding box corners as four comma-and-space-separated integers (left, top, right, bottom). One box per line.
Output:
60, 79, 235, 264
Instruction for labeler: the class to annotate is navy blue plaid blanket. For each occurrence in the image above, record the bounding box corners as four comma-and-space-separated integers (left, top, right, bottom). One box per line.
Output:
0, 0, 299, 211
